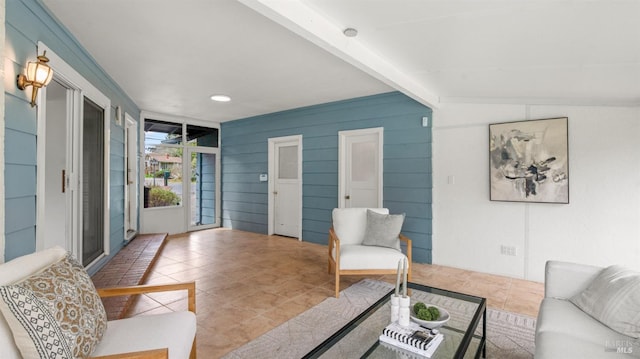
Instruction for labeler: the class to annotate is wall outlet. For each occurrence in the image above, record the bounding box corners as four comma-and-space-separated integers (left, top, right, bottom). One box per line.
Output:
500, 245, 517, 256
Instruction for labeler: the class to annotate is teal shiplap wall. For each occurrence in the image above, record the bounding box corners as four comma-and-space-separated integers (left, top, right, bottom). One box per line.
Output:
221, 92, 434, 263
4, 0, 139, 269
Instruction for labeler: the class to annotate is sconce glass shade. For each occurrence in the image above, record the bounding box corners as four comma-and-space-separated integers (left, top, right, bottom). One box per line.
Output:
17, 51, 54, 107
26, 58, 54, 86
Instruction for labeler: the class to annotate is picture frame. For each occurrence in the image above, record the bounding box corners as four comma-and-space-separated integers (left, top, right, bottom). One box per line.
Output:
489, 117, 569, 204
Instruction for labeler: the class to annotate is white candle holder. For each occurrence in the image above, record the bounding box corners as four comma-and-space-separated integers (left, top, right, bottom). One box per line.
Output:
390, 294, 400, 323
399, 295, 411, 327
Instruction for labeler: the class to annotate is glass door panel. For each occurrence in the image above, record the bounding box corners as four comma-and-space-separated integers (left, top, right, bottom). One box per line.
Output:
189, 149, 219, 229
82, 97, 105, 266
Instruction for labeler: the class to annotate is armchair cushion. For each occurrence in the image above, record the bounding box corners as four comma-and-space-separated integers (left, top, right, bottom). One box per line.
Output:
338, 245, 407, 270
569, 264, 640, 338
332, 208, 389, 245
0, 253, 107, 358
92, 311, 196, 358
361, 210, 404, 251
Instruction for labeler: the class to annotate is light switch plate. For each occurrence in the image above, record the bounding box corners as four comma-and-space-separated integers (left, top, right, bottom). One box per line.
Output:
422, 116, 429, 127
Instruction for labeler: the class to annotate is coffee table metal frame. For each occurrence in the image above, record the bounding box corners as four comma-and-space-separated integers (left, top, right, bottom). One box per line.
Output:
303, 282, 487, 359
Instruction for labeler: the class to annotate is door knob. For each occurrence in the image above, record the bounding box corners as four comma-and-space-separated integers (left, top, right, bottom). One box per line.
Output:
273, 191, 278, 195
345, 195, 350, 199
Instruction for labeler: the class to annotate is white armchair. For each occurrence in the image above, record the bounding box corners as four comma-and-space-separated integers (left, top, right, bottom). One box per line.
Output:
0, 247, 196, 359
328, 208, 412, 298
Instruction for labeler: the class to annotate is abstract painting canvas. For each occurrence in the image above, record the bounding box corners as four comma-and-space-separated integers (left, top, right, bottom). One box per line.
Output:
489, 117, 569, 203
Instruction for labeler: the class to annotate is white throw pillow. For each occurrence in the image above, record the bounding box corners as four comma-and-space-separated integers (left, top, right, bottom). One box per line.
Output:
570, 265, 640, 338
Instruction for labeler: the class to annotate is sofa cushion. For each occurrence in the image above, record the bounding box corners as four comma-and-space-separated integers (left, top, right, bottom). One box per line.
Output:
332, 208, 389, 245
92, 311, 197, 358
0, 253, 107, 358
536, 298, 640, 358
535, 330, 637, 359
361, 209, 404, 251
0, 247, 67, 286
338, 244, 407, 270
570, 265, 640, 338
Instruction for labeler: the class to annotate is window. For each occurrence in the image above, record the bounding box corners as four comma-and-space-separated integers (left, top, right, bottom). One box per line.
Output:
144, 119, 184, 208
187, 124, 218, 147
143, 119, 219, 211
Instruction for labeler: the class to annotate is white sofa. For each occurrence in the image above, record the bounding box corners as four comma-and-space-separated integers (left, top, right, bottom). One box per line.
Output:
535, 261, 640, 358
0, 247, 197, 359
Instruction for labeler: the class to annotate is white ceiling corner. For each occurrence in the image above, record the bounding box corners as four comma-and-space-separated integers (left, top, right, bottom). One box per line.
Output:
237, 0, 441, 109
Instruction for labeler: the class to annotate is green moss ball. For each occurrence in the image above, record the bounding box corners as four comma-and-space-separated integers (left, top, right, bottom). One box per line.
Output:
417, 308, 433, 321
413, 302, 427, 315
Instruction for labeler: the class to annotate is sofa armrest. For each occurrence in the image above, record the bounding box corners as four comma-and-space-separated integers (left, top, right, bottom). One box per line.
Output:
96, 282, 196, 313
91, 348, 168, 359
544, 260, 602, 299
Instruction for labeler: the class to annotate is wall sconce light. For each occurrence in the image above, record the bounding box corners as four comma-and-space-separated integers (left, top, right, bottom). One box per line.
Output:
17, 51, 54, 107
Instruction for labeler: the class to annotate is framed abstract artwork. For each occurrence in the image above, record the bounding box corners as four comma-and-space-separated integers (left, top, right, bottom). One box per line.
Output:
489, 117, 569, 204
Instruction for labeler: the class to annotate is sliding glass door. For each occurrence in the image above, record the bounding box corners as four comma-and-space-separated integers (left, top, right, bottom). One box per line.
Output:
37, 44, 111, 269
82, 98, 105, 266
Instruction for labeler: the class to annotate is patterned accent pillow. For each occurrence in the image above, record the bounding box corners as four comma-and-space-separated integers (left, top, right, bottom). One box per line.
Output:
0, 253, 107, 358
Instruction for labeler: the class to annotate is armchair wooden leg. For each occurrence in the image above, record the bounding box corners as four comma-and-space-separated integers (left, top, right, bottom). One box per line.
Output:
335, 271, 340, 298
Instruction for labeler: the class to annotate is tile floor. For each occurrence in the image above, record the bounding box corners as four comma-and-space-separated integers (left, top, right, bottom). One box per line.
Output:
124, 228, 544, 358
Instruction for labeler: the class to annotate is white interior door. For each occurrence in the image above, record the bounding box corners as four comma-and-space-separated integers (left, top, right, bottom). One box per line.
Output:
269, 136, 302, 239
124, 114, 139, 240
339, 128, 383, 208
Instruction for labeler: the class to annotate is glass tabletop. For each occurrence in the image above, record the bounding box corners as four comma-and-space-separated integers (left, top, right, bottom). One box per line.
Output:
303, 282, 486, 359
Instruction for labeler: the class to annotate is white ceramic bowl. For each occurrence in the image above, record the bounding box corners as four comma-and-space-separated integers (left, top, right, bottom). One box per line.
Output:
410, 304, 450, 329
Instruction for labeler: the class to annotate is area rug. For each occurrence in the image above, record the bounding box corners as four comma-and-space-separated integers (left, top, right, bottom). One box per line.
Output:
223, 279, 536, 358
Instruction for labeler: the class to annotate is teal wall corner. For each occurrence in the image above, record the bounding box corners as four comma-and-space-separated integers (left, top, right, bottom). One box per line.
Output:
221, 92, 434, 263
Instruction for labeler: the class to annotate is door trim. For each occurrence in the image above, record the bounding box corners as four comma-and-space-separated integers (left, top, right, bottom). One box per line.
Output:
124, 113, 139, 241
268, 135, 302, 240
338, 127, 384, 208
36, 43, 111, 268
185, 146, 221, 232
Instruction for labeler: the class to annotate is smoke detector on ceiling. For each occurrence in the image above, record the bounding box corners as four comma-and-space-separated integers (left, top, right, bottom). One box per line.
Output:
343, 28, 358, 37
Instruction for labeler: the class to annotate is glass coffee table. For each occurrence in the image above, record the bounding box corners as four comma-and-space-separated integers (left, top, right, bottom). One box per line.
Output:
303, 282, 486, 359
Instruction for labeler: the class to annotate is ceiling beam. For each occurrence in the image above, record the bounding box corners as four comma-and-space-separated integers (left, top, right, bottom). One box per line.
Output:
238, 0, 440, 109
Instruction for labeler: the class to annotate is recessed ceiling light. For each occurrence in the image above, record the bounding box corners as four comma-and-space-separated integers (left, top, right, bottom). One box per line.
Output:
210, 95, 231, 102
343, 28, 358, 37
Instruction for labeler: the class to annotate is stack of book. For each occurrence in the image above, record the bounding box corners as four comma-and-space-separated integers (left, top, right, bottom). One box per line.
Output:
379, 321, 444, 358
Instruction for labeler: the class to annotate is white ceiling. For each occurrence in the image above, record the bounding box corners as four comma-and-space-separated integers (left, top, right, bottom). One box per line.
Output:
42, 0, 640, 124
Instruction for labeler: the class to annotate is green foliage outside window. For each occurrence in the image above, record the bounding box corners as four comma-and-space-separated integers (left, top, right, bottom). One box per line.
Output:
148, 187, 180, 207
